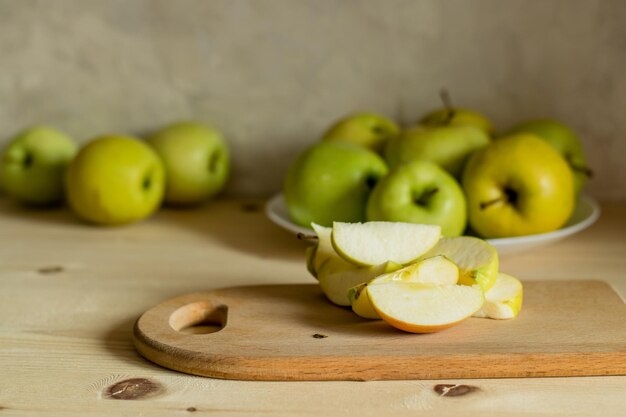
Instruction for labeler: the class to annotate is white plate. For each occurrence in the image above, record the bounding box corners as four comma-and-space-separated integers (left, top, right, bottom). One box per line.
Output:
265, 193, 601, 255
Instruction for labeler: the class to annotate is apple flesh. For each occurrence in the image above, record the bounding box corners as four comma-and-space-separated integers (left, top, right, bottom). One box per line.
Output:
284, 142, 388, 227
377, 255, 459, 285
331, 221, 441, 266
1, 126, 77, 205
462, 133, 575, 238
349, 255, 459, 319
473, 273, 523, 319
317, 259, 401, 306
147, 121, 229, 205
66, 135, 165, 225
322, 113, 399, 153
310, 223, 342, 273
348, 283, 380, 319
420, 236, 498, 293
305, 223, 353, 280
368, 282, 484, 333
366, 161, 467, 236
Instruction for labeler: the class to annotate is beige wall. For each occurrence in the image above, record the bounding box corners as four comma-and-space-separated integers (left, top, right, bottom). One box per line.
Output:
1, 0, 624, 200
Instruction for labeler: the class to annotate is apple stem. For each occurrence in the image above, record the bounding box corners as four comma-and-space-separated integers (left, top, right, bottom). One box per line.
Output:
480, 197, 506, 210
571, 164, 594, 178
481, 187, 518, 210
297, 233, 318, 241
415, 188, 439, 206
23, 153, 34, 168
439, 88, 456, 124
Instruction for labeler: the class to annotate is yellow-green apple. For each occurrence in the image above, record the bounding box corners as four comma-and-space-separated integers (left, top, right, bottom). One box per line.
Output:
419, 107, 493, 135
385, 125, 490, 177
368, 282, 484, 333
331, 220, 441, 266
1, 126, 77, 205
421, 236, 498, 292
147, 121, 229, 205
284, 142, 387, 227
506, 119, 590, 194
463, 133, 575, 238
349, 255, 458, 319
66, 135, 165, 225
473, 272, 523, 319
322, 113, 399, 153
367, 161, 467, 236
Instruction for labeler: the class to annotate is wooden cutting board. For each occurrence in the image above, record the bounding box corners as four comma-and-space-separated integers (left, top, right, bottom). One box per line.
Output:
133, 281, 626, 381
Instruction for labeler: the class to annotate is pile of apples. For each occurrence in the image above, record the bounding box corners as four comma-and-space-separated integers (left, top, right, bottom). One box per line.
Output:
306, 221, 523, 333
284, 96, 591, 238
0, 122, 229, 225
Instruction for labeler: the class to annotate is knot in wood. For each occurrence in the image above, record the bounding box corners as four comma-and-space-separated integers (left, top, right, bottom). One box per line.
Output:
433, 384, 479, 397
106, 378, 163, 400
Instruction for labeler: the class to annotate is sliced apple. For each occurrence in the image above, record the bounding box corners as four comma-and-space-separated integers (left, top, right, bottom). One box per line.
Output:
421, 236, 498, 292
331, 221, 441, 266
318, 259, 401, 306
311, 223, 337, 272
349, 255, 459, 319
305, 223, 351, 280
305, 245, 318, 279
348, 283, 379, 319
381, 255, 460, 285
473, 273, 523, 319
368, 282, 484, 333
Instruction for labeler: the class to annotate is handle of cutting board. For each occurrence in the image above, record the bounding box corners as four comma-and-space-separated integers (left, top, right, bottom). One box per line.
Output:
136, 291, 229, 339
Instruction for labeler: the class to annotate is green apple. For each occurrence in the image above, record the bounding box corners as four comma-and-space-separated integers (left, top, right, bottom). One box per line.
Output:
317, 258, 400, 306
506, 119, 590, 194
419, 107, 493, 135
349, 255, 459, 319
385, 125, 490, 177
462, 133, 575, 238
66, 135, 165, 225
420, 236, 498, 293
147, 121, 229, 205
1, 126, 77, 205
366, 160, 467, 236
331, 221, 441, 266
284, 142, 388, 227
473, 272, 523, 319
321, 113, 399, 153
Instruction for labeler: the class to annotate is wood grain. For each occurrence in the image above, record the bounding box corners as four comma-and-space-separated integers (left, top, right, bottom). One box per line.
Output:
133, 281, 626, 381
1, 198, 626, 416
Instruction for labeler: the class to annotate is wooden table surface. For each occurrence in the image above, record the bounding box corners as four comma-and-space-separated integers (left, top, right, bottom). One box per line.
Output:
1, 198, 625, 416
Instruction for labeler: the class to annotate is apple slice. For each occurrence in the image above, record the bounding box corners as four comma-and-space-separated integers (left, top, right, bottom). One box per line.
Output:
305, 245, 318, 278
331, 221, 441, 266
305, 223, 353, 280
318, 259, 401, 306
348, 283, 380, 319
420, 236, 498, 292
310, 223, 334, 271
368, 282, 484, 333
473, 273, 523, 319
349, 255, 459, 319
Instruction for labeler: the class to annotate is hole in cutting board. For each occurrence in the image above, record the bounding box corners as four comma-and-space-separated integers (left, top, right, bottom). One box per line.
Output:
169, 302, 228, 335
